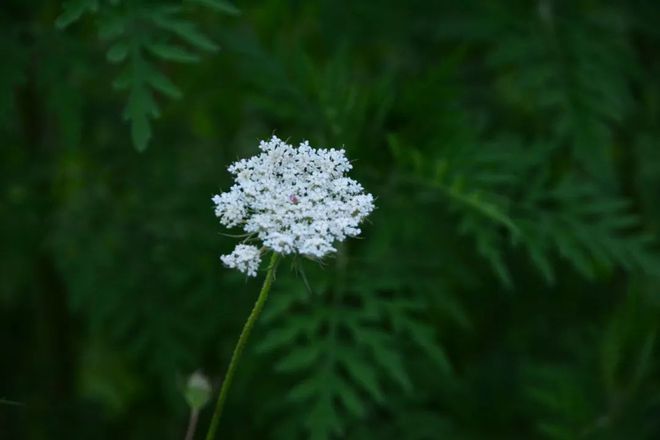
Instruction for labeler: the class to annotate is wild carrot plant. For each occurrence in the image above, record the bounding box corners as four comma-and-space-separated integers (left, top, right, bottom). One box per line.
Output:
204, 136, 374, 439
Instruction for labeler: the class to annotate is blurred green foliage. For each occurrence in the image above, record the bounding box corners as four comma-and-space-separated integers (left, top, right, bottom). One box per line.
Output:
2, 0, 660, 439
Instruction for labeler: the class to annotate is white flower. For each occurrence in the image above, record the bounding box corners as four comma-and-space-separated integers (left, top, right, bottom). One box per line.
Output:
213, 135, 375, 276
220, 244, 262, 277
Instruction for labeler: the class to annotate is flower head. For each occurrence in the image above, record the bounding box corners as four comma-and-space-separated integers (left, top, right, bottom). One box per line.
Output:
213, 135, 374, 276
220, 244, 262, 277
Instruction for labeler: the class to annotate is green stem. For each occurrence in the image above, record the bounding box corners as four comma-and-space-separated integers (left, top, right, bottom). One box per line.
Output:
204, 252, 280, 440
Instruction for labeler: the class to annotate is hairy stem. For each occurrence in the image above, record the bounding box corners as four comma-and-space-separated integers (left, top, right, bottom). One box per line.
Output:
204, 252, 280, 440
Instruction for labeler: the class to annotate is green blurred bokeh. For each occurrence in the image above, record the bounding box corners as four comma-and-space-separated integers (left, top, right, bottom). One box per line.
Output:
2, 0, 660, 439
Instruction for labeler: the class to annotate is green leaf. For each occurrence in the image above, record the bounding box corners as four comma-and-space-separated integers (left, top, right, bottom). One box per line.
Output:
130, 111, 151, 153
188, 0, 241, 15
147, 70, 182, 99
398, 318, 452, 374
254, 325, 303, 353
107, 43, 129, 63
146, 43, 201, 63
287, 376, 320, 403
305, 394, 342, 440
275, 345, 321, 372
337, 349, 385, 403
124, 84, 158, 152
335, 376, 366, 417
354, 329, 412, 392
151, 16, 219, 52
98, 15, 126, 40
55, 0, 99, 29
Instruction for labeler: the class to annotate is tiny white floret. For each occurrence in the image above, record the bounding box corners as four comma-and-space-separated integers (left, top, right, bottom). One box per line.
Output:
220, 244, 262, 277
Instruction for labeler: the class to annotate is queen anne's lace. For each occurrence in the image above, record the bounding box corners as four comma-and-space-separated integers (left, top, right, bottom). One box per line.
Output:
213, 135, 375, 276
220, 244, 262, 277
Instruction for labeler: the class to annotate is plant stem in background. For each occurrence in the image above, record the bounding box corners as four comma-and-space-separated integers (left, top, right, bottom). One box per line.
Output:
204, 252, 280, 440
184, 409, 199, 440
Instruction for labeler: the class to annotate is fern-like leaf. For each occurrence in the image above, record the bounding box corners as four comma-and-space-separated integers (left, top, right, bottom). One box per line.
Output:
257, 264, 450, 439
55, 0, 99, 30
56, 0, 233, 151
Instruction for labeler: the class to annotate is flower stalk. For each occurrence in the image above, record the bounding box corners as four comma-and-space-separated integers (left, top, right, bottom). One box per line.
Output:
206, 135, 373, 438
204, 252, 280, 440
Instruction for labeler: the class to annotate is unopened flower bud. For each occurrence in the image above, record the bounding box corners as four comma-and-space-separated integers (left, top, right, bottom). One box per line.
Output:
184, 371, 212, 411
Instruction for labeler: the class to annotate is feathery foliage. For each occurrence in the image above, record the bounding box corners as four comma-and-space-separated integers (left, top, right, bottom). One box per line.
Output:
3, 0, 660, 439
56, 0, 236, 151
256, 253, 453, 439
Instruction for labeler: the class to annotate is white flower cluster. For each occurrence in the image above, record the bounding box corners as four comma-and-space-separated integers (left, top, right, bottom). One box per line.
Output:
213, 135, 374, 276
220, 244, 262, 277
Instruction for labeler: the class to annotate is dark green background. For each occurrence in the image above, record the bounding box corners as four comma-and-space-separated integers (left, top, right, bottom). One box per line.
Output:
2, 0, 660, 439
